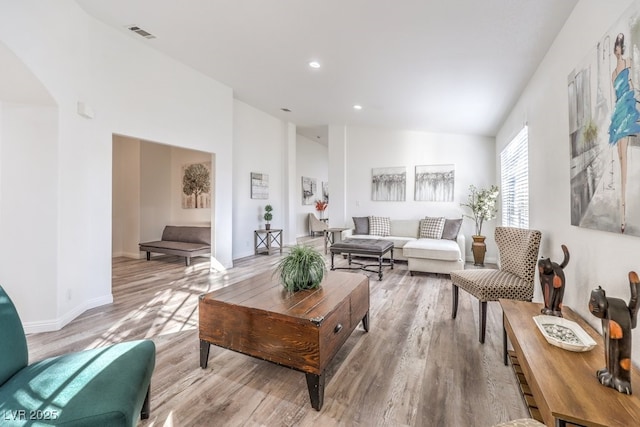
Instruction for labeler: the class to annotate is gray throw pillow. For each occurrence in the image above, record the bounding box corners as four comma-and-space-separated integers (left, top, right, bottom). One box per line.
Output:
353, 217, 369, 235
442, 218, 463, 240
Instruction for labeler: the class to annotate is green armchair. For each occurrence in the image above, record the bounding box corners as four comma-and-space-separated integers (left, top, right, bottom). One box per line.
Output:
0, 286, 156, 426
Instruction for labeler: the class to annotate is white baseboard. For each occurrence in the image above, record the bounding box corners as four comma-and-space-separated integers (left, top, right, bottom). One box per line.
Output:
112, 251, 144, 259
23, 293, 113, 334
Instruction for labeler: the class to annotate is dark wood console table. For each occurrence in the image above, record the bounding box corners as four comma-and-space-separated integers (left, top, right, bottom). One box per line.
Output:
500, 299, 640, 427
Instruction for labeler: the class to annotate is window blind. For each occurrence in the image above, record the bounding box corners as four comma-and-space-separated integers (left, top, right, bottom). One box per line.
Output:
500, 126, 529, 228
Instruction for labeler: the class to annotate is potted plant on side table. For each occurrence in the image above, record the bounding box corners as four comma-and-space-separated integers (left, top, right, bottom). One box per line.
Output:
461, 184, 499, 266
264, 204, 273, 230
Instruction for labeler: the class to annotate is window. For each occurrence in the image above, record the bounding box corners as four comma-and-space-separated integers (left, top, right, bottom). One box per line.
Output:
500, 126, 529, 228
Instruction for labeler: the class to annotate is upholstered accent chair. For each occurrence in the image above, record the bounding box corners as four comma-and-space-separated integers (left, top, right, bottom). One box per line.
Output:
0, 285, 156, 426
450, 226, 542, 343
308, 213, 328, 236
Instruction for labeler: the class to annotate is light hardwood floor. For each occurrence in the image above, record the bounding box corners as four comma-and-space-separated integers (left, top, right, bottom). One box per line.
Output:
26, 239, 528, 426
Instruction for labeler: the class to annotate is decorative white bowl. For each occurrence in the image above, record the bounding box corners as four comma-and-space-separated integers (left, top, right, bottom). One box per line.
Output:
533, 315, 597, 352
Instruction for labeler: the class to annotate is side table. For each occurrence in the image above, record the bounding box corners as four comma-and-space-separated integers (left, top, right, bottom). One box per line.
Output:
254, 228, 283, 255
324, 227, 347, 254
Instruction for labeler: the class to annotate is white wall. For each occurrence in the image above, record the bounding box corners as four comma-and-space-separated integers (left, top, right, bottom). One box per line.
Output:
140, 140, 172, 243
232, 100, 289, 259
0, 0, 233, 332
231, 102, 330, 252
297, 134, 329, 237
343, 126, 496, 261
497, 0, 640, 359
0, 103, 58, 324
328, 125, 347, 228
112, 136, 141, 258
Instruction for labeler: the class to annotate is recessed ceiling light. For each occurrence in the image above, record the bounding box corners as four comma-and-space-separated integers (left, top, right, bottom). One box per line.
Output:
308, 61, 321, 69
353, 104, 363, 110
281, 108, 291, 112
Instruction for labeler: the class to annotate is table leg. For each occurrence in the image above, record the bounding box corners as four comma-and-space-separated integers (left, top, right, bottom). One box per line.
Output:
390, 248, 394, 269
199, 340, 211, 369
331, 252, 335, 270
305, 372, 325, 411
324, 230, 328, 254
362, 311, 370, 332
452, 285, 459, 319
272, 230, 282, 254
503, 314, 508, 366
377, 255, 383, 281
253, 231, 258, 255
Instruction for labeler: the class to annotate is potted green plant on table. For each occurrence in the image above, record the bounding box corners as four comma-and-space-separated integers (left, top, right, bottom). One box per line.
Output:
263, 204, 273, 230
274, 245, 326, 292
461, 184, 499, 266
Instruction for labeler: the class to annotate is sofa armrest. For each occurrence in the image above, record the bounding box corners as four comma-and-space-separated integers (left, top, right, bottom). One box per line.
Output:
456, 233, 466, 261
342, 228, 354, 240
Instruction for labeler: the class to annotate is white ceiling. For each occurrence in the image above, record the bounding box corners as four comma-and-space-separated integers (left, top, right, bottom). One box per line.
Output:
74, 0, 577, 140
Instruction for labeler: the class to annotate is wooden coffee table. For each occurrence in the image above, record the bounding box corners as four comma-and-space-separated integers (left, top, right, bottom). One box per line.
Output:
199, 270, 370, 410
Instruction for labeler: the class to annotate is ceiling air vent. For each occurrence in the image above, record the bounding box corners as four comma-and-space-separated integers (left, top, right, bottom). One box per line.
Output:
127, 26, 156, 39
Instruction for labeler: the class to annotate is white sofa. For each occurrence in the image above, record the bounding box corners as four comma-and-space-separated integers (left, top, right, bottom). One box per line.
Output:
341, 218, 465, 275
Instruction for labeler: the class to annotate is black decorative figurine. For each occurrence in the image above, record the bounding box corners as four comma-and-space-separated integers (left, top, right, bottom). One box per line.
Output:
538, 244, 570, 317
589, 272, 640, 395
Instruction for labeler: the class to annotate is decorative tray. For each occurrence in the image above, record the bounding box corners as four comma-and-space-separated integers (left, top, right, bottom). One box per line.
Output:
533, 315, 597, 352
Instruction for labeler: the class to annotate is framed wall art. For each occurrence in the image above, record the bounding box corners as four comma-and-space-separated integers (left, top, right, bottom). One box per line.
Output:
182, 162, 212, 209
301, 176, 317, 205
250, 172, 269, 199
415, 164, 455, 202
567, 1, 640, 236
372, 167, 406, 201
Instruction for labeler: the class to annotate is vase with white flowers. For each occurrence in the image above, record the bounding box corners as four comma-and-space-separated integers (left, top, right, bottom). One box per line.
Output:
461, 185, 499, 266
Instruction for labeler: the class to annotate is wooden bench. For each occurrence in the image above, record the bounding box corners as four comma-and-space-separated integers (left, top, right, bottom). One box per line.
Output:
139, 226, 211, 266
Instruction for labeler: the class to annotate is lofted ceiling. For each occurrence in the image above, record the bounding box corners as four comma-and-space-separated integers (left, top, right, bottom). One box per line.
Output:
75, 0, 578, 141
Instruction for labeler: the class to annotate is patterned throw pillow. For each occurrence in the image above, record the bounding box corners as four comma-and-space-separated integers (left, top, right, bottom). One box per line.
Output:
419, 216, 446, 239
368, 216, 390, 237
353, 217, 369, 235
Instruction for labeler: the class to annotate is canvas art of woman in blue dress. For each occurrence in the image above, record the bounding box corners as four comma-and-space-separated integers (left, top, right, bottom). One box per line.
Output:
609, 33, 640, 233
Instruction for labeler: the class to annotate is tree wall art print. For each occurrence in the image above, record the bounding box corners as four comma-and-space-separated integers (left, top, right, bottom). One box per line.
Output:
182, 162, 211, 209
568, 2, 640, 236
